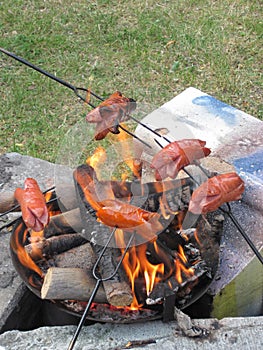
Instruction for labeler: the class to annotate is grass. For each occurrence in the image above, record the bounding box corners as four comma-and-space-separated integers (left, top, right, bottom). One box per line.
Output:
0, 0, 262, 162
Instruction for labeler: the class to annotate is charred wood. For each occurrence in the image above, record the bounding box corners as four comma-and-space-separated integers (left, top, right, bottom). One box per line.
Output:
25, 233, 87, 260
43, 208, 83, 237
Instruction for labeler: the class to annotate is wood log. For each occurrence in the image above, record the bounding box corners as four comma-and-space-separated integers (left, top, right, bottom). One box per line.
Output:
88, 221, 133, 307
41, 267, 107, 302
54, 242, 97, 272
48, 242, 133, 306
74, 172, 134, 307
25, 233, 87, 260
43, 208, 83, 237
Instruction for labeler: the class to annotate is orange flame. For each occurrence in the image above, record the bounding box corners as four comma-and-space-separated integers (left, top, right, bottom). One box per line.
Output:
11, 222, 43, 278
194, 228, 201, 246
175, 246, 195, 285
114, 219, 199, 309
86, 146, 107, 178
115, 230, 166, 308
109, 125, 139, 178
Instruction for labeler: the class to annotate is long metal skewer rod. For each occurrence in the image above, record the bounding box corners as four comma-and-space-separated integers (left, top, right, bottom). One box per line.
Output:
0, 47, 99, 106
219, 204, 263, 264
153, 137, 263, 265
67, 230, 135, 350
0, 48, 151, 149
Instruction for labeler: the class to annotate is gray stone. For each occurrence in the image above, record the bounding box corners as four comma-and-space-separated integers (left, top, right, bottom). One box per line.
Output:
0, 317, 262, 350
0, 153, 58, 330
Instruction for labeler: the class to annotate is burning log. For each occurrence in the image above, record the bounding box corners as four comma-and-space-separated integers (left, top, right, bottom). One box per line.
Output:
25, 233, 87, 260
88, 221, 133, 307
41, 267, 107, 302
43, 208, 83, 237
54, 242, 96, 271
146, 213, 224, 307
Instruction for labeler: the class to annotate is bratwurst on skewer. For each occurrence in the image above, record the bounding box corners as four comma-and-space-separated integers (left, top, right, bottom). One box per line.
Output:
74, 164, 162, 240
86, 91, 136, 140
151, 139, 211, 181
14, 178, 49, 232
188, 172, 245, 214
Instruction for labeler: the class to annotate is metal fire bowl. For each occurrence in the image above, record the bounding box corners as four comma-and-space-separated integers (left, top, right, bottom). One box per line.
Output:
9, 208, 223, 323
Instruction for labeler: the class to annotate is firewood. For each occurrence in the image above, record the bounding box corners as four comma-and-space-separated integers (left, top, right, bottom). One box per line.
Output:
88, 221, 133, 307
43, 208, 83, 237
25, 233, 87, 260
43, 243, 132, 306
54, 242, 97, 271
41, 267, 107, 302
51, 243, 133, 306
74, 173, 134, 307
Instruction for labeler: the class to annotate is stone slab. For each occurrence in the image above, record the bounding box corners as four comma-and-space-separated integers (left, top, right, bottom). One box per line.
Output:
0, 153, 57, 330
0, 316, 262, 350
136, 87, 263, 316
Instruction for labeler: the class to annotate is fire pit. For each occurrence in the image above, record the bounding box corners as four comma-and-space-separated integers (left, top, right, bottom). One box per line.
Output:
9, 161, 224, 323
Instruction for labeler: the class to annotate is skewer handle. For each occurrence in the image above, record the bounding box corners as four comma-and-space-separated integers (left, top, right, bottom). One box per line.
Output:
67, 279, 101, 350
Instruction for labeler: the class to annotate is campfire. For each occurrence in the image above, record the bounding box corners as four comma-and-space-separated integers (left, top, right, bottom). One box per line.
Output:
8, 132, 226, 324
2, 89, 247, 336
9, 179, 223, 322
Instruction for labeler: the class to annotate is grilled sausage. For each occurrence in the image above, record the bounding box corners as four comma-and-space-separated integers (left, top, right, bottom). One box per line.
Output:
86, 91, 136, 140
151, 139, 211, 180
188, 172, 245, 214
14, 178, 49, 231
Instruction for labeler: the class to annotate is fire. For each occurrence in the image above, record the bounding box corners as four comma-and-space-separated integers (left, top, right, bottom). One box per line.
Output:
10, 222, 43, 279
194, 228, 201, 246
175, 245, 195, 284
10, 190, 61, 287
109, 125, 140, 179
114, 215, 199, 309
86, 146, 107, 178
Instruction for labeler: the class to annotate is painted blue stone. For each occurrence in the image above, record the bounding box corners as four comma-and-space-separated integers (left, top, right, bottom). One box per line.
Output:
234, 149, 263, 181
192, 95, 237, 126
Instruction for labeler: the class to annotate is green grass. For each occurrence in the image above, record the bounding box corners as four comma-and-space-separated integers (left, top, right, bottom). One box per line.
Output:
0, 0, 262, 162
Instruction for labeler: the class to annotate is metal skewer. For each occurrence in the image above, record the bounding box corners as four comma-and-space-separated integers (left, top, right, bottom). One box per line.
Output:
67, 229, 135, 350
0, 47, 100, 107
0, 48, 151, 149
